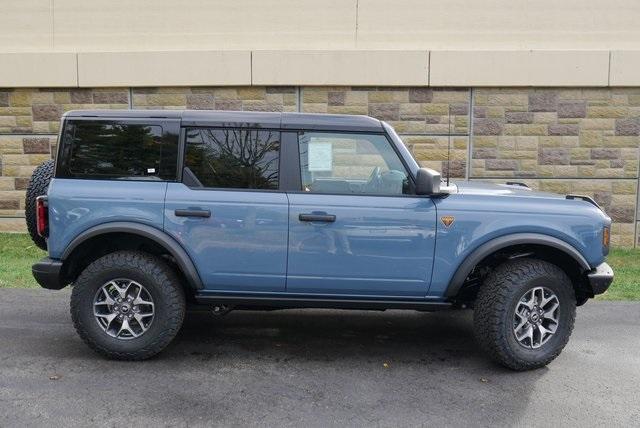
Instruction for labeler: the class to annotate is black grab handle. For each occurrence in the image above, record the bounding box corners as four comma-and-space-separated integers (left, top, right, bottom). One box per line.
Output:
175, 209, 211, 218
299, 213, 336, 222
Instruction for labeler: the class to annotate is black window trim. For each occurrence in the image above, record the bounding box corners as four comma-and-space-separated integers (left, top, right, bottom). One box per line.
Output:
55, 117, 181, 182
179, 125, 284, 193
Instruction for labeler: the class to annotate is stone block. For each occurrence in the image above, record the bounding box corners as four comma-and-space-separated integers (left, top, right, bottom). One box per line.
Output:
557, 102, 587, 118
615, 118, 640, 136
548, 124, 579, 136
368, 104, 399, 121
186, 94, 215, 110
485, 159, 518, 170
214, 99, 242, 111
505, 111, 533, 124
22, 137, 50, 154
408, 88, 433, 103
591, 148, 621, 160
92, 91, 128, 104
474, 119, 503, 135
529, 91, 558, 112
302, 89, 327, 104
538, 148, 570, 165
14, 177, 29, 190
328, 92, 345, 106
587, 106, 629, 118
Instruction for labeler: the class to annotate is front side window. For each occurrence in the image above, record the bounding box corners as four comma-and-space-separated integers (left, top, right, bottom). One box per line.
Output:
298, 132, 411, 195
184, 128, 280, 190
58, 120, 178, 180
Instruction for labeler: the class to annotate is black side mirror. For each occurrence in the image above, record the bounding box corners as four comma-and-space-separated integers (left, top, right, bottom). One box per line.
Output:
415, 168, 442, 195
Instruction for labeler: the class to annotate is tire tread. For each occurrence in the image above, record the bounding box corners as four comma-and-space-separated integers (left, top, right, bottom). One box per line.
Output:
25, 159, 54, 250
70, 251, 185, 360
473, 258, 576, 371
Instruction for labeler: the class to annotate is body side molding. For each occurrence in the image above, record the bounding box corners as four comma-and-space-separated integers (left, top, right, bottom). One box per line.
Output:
62, 222, 203, 289
445, 233, 591, 297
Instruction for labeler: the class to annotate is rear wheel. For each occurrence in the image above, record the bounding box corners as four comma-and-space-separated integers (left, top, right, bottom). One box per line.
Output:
25, 159, 54, 250
473, 258, 577, 370
70, 251, 186, 360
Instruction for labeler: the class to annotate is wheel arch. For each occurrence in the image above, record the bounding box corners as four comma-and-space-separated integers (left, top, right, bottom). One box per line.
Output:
445, 233, 591, 299
61, 222, 203, 290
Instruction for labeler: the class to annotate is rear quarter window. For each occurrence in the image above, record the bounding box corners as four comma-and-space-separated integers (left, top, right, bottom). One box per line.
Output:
56, 119, 178, 180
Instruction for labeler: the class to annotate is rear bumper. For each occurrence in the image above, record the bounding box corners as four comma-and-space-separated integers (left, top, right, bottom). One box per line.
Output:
587, 262, 614, 295
32, 258, 66, 290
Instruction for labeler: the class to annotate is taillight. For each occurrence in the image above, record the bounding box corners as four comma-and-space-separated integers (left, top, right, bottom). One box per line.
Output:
36, 196, 48, 238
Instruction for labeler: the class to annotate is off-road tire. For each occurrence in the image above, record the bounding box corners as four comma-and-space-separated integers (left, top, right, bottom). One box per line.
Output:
473, 258, 577, 371
70, 251, 186, 360
25, 159, 54, 250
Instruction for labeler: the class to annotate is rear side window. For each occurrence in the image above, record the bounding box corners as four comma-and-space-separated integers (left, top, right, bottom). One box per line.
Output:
57, 120, 178, 180
183, 127, 280, 190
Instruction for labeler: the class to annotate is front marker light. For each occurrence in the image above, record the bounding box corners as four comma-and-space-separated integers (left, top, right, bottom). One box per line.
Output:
602, 226, 610, 249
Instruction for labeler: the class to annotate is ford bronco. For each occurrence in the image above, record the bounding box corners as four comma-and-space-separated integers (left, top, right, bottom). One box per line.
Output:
26, 110, 613, 370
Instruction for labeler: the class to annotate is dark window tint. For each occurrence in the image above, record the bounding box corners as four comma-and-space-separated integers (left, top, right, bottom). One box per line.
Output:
184, 128, 280, 190
58, 120, 178, 180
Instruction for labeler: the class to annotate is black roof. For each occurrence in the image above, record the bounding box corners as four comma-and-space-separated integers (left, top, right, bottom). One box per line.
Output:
64, 109, 384, 132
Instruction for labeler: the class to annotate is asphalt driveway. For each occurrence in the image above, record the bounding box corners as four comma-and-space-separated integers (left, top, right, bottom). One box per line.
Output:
0, 289, 638, 427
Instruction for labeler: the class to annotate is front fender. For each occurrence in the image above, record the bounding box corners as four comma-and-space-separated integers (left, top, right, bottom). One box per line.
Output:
427, 192, 607, 298
442, 233, 591, 298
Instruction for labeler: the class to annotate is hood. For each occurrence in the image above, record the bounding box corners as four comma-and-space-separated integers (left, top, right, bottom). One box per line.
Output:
453, 181, 565, 200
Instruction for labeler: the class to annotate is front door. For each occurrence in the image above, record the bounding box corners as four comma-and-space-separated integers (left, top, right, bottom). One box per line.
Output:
286, 131, 437, 298
164, 126, 288, 293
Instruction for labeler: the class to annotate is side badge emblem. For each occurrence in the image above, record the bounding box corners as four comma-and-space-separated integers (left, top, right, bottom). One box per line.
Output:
441, 216, 455, 228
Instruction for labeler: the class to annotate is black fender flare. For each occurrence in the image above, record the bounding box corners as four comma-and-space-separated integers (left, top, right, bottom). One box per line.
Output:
445, 233, 591, 297
62, 222, 203, 289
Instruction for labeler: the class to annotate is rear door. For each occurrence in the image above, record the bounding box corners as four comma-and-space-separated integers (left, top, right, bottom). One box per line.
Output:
286, 131, 437, 298
164, 126, 289, 293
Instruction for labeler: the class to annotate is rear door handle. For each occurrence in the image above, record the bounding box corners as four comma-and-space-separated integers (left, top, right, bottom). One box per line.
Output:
175, 209, 211, 218
299, 213, 336, 222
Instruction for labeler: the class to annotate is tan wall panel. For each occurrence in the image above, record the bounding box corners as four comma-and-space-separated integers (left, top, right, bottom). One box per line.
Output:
253, 51, 428, 86
610, 51, 640, 86
0, 53, 77, 87
3, 0, 640, 53
430, 51, 609, 86
54, 0, 357, 51
78, 51, 251, 87
357, 0, 640, 50
0, 0, 52, 52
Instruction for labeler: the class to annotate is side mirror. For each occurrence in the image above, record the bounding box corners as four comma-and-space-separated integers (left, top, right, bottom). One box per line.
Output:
415, 167, 442, 195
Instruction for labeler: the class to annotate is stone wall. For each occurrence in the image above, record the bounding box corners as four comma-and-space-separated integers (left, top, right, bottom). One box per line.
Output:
1, 86, 638, 246
471, 88, 639, 247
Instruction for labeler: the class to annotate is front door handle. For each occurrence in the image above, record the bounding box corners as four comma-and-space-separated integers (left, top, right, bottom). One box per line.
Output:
175, 209, 211, 218
299, 213, 336, 222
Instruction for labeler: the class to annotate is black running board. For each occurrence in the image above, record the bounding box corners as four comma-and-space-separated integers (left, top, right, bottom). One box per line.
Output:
194, 294, 452, 311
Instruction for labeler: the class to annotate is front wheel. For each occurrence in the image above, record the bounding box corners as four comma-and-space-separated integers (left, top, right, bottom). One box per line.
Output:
473, 259, 577, 371
70, 251, 186, 360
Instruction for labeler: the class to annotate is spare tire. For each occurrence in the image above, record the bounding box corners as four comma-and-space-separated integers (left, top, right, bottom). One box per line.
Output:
25, 159, 54, 250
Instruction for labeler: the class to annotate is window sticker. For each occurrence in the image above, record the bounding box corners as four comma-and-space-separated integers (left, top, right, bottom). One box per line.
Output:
308, 141, 333, 172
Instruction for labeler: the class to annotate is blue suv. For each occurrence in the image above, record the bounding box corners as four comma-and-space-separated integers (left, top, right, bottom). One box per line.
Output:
27, 110, 613, 370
